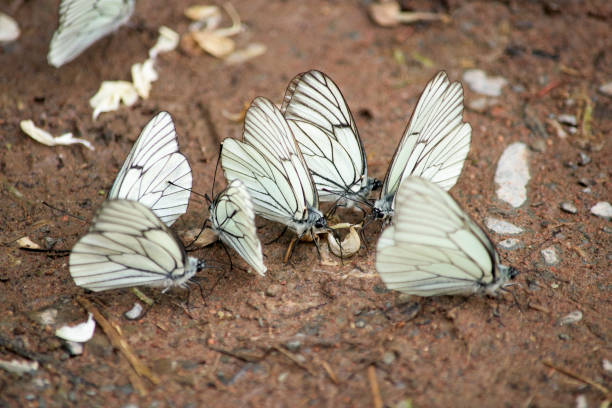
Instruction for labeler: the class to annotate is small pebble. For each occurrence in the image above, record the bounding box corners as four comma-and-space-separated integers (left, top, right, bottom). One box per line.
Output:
44, 236, 58, 249
265, 284, 281, 297
599, 82, 612, 96
529, 139, 546, 153
463, 69, 508, 96
494, 142, 530, 207
497, 238, 521, 250
25, 394, 36, 401
591, 202, 612, 219
121, 404, 139, 408
541, 246, 560, 266
0, 359, 39, 375
284, 340, 301, 352
558, 333, 570, 341
558, 310, 582, 325
578, 178, 593, 187
560, 202, 577, 214
278, 372, 289, 382
124, 303, 143, 320
355, 319, 366, 328
578, 152, 591, 166
31, 308, 58, 325
382, 351, 396, 365
603, 359, 612, 373
575, 395, 587, 408
65, 341, 83, 356
485, 218, 524, 235
557, 114, 577, 126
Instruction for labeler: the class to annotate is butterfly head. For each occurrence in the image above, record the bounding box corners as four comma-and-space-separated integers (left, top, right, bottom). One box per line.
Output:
369, 177, 383, 191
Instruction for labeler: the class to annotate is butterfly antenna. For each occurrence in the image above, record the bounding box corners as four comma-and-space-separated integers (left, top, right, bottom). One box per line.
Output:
42, 201, 87, 222
211, 143, 224, 200
168, 181, 210, 202
266, 225, 288, 245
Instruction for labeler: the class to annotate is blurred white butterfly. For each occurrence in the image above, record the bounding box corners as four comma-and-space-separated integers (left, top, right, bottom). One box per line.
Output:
208, 179, 266, 276
69, 200, 206, 292
108, 111, 192, 226
220, 96, 327, 238
48, 0, 135, 68
280, 70, 381, 209
376, 176, 518, 296
372, 71, 472, 220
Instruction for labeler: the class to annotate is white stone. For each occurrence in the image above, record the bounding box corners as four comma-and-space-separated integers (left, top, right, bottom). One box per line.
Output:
0, 359, 38, 375
0, 12, 19, 42
463, 69, 508, 97
125, 303, 144, 320
495, 142, 530, 207
55, 313, 96, 343
590, 201, 612, 219
485, 218, 523, 235
541, 246, 559, 266
558, 310, 582, 325
497, 238, 521, 250
599, 82, 612, 97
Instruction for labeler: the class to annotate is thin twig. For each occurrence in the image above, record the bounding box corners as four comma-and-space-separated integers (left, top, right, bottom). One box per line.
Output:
368, 365, 383, 408
209, 346, 267, 363
77, 296, 160, 385
273, 345, 317, 376
543, 360, 609, 395
321, 361, 339, 385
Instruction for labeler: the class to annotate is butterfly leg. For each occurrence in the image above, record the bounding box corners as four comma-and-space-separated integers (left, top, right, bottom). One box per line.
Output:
266, 225, 288, 245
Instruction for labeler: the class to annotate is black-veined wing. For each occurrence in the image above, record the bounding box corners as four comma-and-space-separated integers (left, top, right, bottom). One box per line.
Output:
376, 176, 517, 296
69, 200, 205, 292
210, 179, 266, 276
221, 97, 326, 237
281, 70, 377, 207
374, 71, 471, 218
48, 0, 135, 67
108, 111, 192, 226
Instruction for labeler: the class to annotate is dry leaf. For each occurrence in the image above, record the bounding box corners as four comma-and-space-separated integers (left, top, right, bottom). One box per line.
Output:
185, 5, 220, 22
327, 227, 361, 258
369, 2, 450, 27
191, 31, 235, 57
20, 120, 94, 150
225, 43, 266, 65
17, 236, 41, 249
131, 59, 158, 99
149, 26, 179, 59
181, 228, 218, 248
90, 81, 139, 120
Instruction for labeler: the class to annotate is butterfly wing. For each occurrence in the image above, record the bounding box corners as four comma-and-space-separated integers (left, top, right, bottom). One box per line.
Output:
48, 0, 135, 68
376, 176, 497, 296
210, 179, 266, 276
281, 70, 369, 203
381, 71, 471, 205
221, 97, 318, 232
108, 111, 192, 226
69, 200, 195, 292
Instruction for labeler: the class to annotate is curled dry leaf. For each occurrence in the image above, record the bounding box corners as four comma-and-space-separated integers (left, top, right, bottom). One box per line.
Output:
149, 26, 180, 59
131, 58, 158, 99
20, 120, 94, 150
55, 313, 96, 343
368, 2, 450, 27
90, 81, 139, 120
225, 43, 267, 65
17, 236, 41, 249
191, 30, 235, 57
327, 226, 361, 258
0, 12, 20, 42
185, 5, 220, 23
181, 227, 218, 248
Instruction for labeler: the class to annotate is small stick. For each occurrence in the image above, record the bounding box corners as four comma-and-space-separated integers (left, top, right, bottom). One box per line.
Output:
368, 365, 383, 408
528, 303, 550, 314
122, 356, 148, 397
543, 360, 609, 395
321, 361, 339, 385
283, 238, 298, 264
130, 288, 154, 306
77, 296, 160, 385
273, 346, 316, 376
209, 346, 266, 363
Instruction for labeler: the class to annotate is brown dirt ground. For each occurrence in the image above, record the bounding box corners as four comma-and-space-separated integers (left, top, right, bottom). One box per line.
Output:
1, 1, 611, 407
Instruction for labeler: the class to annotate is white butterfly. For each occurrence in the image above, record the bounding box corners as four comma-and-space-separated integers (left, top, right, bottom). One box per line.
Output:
280, 70, 380, 208
108, 111, 192, 227
372, 71, 472, 220
48, 0, 135, 68
208, 179, 266, 276
69, 200, 205, 292
376, 176, 518, 296
220, 96, 327, 238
